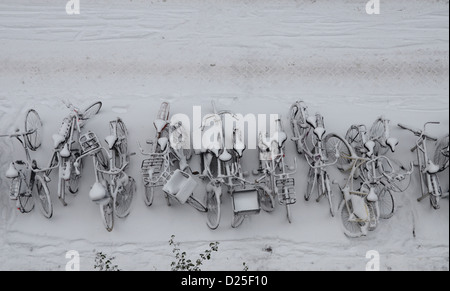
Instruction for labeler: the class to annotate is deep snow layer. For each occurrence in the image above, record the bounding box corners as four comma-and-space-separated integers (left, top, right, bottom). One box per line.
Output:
0, 0, 448, 271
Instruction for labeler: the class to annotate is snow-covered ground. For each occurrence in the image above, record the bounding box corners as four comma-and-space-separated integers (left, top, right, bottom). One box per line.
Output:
0, 0, 448, 271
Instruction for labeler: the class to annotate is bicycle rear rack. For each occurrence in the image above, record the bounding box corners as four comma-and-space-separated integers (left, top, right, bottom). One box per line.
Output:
275, 177, 296, 205
141, 152, 171, 188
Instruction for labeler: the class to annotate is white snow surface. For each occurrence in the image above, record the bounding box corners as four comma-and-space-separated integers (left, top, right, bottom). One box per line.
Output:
0, 0, 449, 271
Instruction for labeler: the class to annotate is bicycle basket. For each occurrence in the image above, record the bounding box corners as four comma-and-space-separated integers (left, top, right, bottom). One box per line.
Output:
79, 131, 101, 154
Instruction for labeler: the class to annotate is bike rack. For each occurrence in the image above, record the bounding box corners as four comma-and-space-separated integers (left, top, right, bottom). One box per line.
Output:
141, 151, 171, 188
275, 177, 296, 205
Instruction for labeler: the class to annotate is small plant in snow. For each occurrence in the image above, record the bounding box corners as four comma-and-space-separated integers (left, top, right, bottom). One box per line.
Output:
169, 234, 219, 271
94, 251, 120, 271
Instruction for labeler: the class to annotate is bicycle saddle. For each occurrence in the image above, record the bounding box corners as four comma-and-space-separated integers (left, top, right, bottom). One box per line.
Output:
313, 127, 326, 141
219, 149, 232, 162
233, 128, 246, 157
158, 137, 169, 151
367, 187, 378, 202
386, 137, 398, 152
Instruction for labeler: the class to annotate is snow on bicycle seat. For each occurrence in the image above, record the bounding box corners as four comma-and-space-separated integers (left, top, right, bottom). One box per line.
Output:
313, 127, 326, 141
158, 137, 169, 151
52, 117, 71, 148
425, 160, 440, 174
233, 127, 246, 157
52, 134, 66, 149
386, 137, 399, 152
219, 149, 232, 162
104, 135, 118, 149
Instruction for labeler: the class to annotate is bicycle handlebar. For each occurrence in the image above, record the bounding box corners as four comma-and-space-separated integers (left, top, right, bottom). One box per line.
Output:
398, 123, 438, 141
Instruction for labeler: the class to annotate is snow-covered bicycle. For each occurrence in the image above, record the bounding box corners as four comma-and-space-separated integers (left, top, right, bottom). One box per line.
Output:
255, 117, 297, 223
139, 102, 205, 212
1, 109, 55, 218
290, 101, 349, 217
346, 116, 398, 158
74, 118, 135, 232
46, 100, 102, 206
398, 122, 447, 209
199, 102, 260, 229
334, 149, 413, 237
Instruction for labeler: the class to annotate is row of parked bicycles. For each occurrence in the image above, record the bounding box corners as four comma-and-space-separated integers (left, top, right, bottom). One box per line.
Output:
1, 100, 448, 237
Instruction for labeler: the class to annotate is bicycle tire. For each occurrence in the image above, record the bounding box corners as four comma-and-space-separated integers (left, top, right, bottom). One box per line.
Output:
115, 176, 136, 218
231, 213, 245, 228
144, 186, 155, 207
433, 134, 449, 171
430, 174, 442, 210
81, 102, 102, 121
286, 204, 292, 224
345, 125, 364, 156
24, 109, 42, 151
112, 118, 129, 168
206, 186, 221, 230
323, 172, 334, 217
17, 177, 34, 213
305, 167, 316, 201
100, 198, 114, 232
257, 184, 275, 212
187, 195, 207, 212
289, 102, 308, 154
338, 199, 365, 238
34, 175, 53, 219
323, 133, 354, 170
377, 186, 394, 219
68, 150, 82, 194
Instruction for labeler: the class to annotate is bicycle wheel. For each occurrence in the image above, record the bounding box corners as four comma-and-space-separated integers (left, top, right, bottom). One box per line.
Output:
433, 134, 449, 171
286, 204, 292, 224
345, 125, 363, 156
81, 102, 102, 121
206, 185, 221, 230
305, 167, 316, 201
231, 213, 245, 228
144, 186, 155, 207
34, 175, 53, 219
323, 133, 354, 170
187, 195, 208, 212
369, 118, 385, 140
68, 150, 82, 194
323, 172, 334, 217
256, 172, 275, 212
290, 102, 308, 154
115, 176, 136, 218
338, 199, 365, 238
25, 109, 42, 151
377, 186, 394, 219
112, 118, 129, 167
430, 174, 442, 210
100, 198, 114, 232
14, 176, 35, 213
